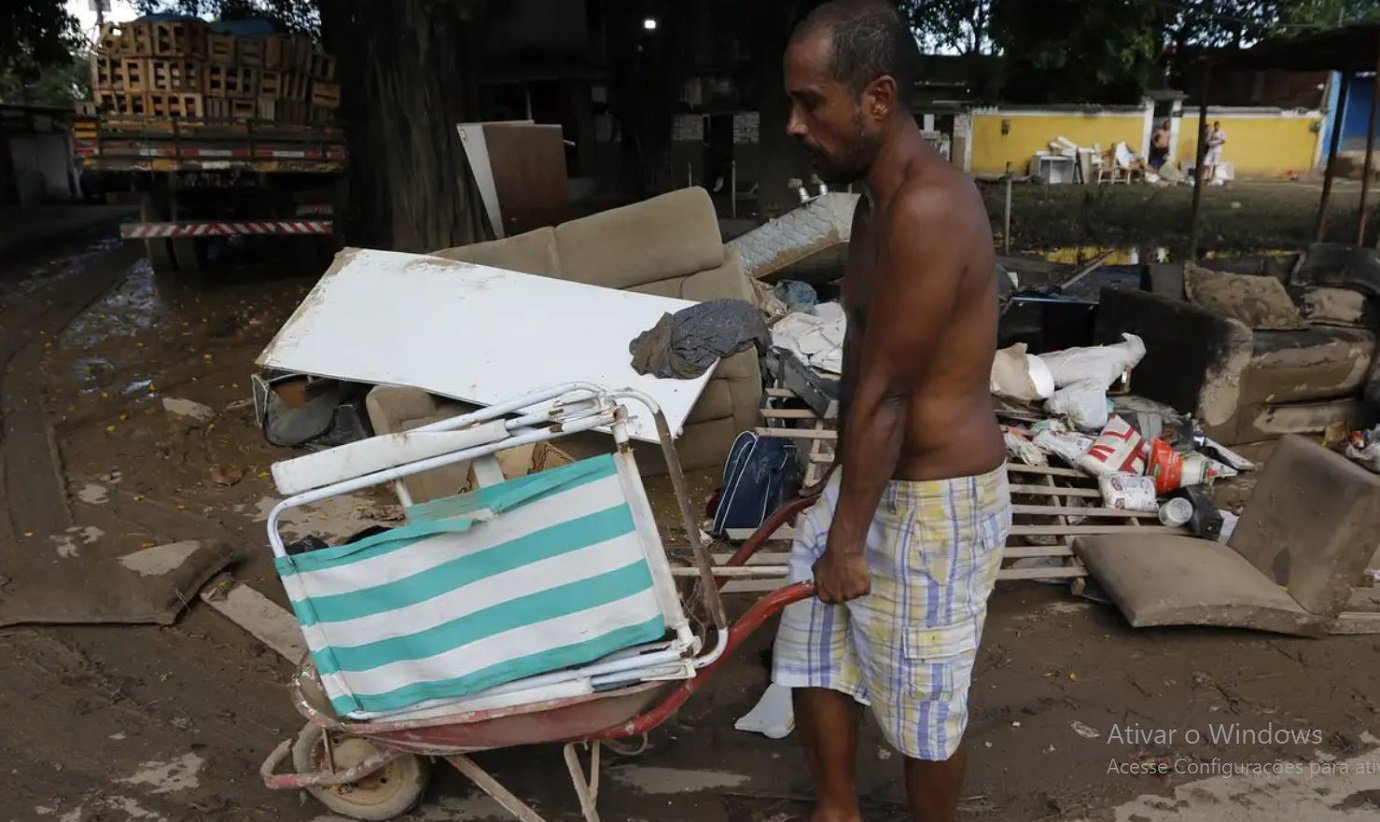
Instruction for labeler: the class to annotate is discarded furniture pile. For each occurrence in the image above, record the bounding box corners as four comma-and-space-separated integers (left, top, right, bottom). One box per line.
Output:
731, 223, 1380, 634
85, 18, 339, 124
993, 246, 1380, 635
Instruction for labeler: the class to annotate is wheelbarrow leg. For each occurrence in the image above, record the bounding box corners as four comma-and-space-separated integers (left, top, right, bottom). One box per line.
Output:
447, 755, 548, 822
563, 741, 602, 822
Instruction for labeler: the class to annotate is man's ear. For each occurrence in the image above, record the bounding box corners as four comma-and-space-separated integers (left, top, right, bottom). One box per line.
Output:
863, 75, 898, 123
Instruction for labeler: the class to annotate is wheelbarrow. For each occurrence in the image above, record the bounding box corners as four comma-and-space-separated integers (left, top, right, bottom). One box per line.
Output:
258, 383, 815, 820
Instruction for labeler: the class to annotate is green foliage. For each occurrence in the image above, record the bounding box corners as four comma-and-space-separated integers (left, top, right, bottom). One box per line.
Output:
0, 0, 80, 95
0, 51, 91, 105
903, 0, 994, 55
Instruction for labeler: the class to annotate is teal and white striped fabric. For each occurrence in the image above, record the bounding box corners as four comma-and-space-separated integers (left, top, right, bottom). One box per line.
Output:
275, 455, 670, 719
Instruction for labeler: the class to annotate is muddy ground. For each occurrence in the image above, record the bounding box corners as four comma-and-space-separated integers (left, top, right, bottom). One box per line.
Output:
0, 229, 1378, 822
981, 179, 1380, 256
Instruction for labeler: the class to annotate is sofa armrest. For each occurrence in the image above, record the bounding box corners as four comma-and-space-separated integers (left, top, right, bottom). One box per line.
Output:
1094, 287, 1254, 428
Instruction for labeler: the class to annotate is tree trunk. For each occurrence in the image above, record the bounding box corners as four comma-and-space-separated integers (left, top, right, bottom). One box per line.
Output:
754, 1, 815, 219
318, 0, 484, 252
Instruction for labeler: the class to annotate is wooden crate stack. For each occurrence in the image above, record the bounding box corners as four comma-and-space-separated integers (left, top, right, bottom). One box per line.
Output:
89, 20, 341, 124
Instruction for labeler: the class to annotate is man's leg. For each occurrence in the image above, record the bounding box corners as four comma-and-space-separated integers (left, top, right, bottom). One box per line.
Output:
794, 687, 861, 822
904, 746, 967, 822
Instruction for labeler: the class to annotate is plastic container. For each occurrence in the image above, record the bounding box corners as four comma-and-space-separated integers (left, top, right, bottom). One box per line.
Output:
1099, 472, 1158, 512
1158, 497, 1193, 527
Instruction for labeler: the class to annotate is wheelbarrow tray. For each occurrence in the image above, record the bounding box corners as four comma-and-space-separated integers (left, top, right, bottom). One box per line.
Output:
292, 663, 677, 755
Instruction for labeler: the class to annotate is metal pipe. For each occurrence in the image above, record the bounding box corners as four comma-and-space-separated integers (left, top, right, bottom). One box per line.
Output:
267, 411, 617, 557
1360, 38, 1380, 246
1316, 72, 1351, 242
1187, 59, 1212, 261
671, 565, 789, 578
1003, 163, 1012, 255
611, 388, 728, 633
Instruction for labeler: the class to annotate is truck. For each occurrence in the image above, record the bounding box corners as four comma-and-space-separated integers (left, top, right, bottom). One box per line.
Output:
72, 18, 348, 276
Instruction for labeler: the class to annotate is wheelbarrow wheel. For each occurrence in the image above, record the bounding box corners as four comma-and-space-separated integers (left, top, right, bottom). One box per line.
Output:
291, 724, 429, 821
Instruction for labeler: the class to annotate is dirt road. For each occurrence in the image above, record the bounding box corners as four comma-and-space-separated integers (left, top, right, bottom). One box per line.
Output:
1, 235, 1378, 821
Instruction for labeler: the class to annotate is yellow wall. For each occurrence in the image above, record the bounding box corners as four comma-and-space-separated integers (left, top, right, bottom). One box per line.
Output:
1177, 115, 1320, 177
969, 112, 1146, 175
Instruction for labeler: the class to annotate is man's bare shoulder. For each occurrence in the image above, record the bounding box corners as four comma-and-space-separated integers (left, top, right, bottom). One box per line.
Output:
885, 166, 988, 246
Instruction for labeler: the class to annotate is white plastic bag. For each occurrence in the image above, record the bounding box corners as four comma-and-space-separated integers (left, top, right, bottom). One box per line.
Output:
1032, 429, 1094, 466
1076, 415, 1147, 477
1004, 431, 1047, 466
1040, 333, 1146, 389
1046, 380, 1110, 431
991, 343, 1056, 402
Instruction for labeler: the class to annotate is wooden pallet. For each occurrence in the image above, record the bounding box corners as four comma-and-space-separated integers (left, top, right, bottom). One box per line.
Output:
311, 80, 341, 109
151, 20, 206, 58
123, 21, 155, 57
119, 58, 149, 94
148, 59, 203, 93
229, 97, 258, 121
205, 65, 259, 98
309, 52, 337, 81
259, 70, 284, 98
739, 386, 1185, 584
237, 36, 267, 67
147, 91, 204, 119
90, 56, 119, 89
263, 35, 294, 70
99, 92, 150, 117
207, 34, 236, 64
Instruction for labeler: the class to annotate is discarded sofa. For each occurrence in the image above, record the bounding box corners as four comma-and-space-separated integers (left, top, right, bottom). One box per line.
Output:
413, 187, 761, 472
1074, 435, 1380, 637
1095, 260, 1376, 445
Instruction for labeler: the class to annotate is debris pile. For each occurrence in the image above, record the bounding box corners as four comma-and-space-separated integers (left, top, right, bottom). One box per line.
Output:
995, 335, 1253, 540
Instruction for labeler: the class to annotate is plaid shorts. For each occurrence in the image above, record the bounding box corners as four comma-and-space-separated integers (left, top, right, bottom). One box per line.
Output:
772, 465, 1011, 760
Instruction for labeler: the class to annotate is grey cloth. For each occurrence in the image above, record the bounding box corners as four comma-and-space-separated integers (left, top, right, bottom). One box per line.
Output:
630, 298, 769, 379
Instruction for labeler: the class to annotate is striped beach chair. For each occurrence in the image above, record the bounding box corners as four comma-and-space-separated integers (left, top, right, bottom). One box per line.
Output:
266, 386, 704, 721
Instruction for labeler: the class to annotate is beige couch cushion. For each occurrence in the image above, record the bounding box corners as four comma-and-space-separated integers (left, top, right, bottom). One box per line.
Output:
554, 188, 725, 289
685, 378, 735, 423
432, 227, 561, 277
628, 278, 688, 299
681, 247, 753, 303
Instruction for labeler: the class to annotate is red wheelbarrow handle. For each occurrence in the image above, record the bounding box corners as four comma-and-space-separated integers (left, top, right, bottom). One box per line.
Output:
588, 579, 816, 741
717, 496, 819, 586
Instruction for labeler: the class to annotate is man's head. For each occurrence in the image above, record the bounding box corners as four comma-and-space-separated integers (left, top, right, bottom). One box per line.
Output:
1213, 120, 1221, 130
1160, 120, 1170, 130
784, 0, 919, 185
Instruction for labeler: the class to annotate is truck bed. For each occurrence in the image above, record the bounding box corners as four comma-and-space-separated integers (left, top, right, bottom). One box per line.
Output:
73, 115, 346, 174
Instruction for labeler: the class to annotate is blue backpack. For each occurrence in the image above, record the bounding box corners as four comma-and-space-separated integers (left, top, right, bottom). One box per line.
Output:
711, 432, 800, 535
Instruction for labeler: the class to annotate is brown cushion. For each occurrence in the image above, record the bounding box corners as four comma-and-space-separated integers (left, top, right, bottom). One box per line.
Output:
431, 227, 561, 278
1073, 534, 1324, 636
1229, 434, 1380, 617
1239, 327, 1375, 406
1184, 262, 1305, 330
554, 188, 724, 289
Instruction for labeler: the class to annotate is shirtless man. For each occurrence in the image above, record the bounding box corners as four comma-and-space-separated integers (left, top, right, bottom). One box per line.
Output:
771, 3, 1011, 821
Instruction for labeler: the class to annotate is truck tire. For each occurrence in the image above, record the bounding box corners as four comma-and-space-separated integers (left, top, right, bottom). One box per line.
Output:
139, 192, 176, 275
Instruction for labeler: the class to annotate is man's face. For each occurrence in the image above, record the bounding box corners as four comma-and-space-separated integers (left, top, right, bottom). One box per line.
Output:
784, 31, 879, 186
